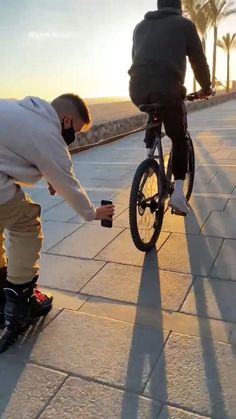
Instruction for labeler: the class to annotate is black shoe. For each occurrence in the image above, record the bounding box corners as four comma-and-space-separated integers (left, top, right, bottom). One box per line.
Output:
0, 283, 53, 353
0, 267, 7, 329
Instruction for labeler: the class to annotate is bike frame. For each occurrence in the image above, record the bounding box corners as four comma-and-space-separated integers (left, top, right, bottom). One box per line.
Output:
144, 117, 173, 206
144, 114, 193, 206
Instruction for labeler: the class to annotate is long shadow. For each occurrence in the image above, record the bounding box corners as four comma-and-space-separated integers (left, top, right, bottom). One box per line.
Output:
121, 101, 236, 417
121, 249, 168, 419
0, 315, 53, 416
193, 131, 235, 197
183, 201, 231, 418
121, 112, 234, 418
181, 106, 236, 417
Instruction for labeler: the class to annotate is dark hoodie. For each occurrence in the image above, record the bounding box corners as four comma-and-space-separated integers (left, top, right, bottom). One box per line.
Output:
128, 8, 211, 94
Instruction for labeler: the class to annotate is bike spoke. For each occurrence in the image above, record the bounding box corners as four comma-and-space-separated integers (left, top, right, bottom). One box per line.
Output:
136, 171, 158, 244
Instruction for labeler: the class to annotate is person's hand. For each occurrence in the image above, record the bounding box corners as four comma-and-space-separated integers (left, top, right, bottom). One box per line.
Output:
198, 88, 215, 98
48, 183, 56, 196
95, 204, 115, 220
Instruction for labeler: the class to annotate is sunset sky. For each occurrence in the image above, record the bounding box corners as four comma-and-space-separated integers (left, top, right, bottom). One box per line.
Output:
0, 0, 236, 100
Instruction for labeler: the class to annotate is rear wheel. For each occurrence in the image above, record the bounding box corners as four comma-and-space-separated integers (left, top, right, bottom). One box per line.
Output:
166, 136, 195, 201
129, 159, 164, 252
184, 136, 195, 201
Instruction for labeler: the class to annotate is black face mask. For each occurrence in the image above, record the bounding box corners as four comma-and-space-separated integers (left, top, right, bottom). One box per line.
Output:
61, 119, 75, 145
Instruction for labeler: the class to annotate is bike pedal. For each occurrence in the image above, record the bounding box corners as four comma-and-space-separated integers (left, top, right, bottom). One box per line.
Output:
171, 208, 187, 217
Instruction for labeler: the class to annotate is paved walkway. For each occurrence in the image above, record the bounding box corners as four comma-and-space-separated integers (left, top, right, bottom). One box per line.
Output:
1, 100, 236, 419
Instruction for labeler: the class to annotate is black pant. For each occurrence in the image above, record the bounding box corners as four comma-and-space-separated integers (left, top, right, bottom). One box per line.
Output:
130, 81, 188, 180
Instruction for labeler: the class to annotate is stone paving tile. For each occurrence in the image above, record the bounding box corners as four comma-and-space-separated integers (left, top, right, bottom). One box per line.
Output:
211, 239, 236, 280
48, 224, 123, 259
113, 188, 131, 204
202, 210, 236, 238
96, 229, 170, 266
157, 233, 222, 276
67, 211, 95, 224
42, 221, 80, 252
75, 168, 132, 182
225, 199, 236, 210
39, 253, 105, 292
69, 202, 127, 224
73, 148, 145, 164
194, 167, 219, 184
113, 208, 130, 228
189, 196, 227, 212
23, 186, 46, 198
102, 178, 132, 189
41, 287, 87, 311
82, 262, 192, 311
40, 377, 161, 419
186, 198, 227, 233
80, 179, 107, 188
144, 333, 236, 418
194, 138, 236, 148
219, 166, 236, 174
42, 201, 78, 222
81, 298, 236, 346
208, 149, 236, 160
29, 310, 169, 392
162, 207, 210, 235
112, 202, 129, 217
0, 362, 66, 419
181, 277, 236, 323
86, 188, 119, 202
193, 179, 235, 194
0, 305, 62, 350
158, 405, 210, 418
31, 190, 63, 212
40, 307, 62, 329
201, 159, 236, 167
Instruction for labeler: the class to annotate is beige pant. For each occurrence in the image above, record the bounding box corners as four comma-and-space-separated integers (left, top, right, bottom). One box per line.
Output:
0, 187, 43, 284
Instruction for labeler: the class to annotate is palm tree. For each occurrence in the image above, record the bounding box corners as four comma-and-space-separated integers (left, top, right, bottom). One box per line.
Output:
183, 0, 211, 53
183, 0, 211, 89
208, 0, 236, 87
217, 33, 236, 91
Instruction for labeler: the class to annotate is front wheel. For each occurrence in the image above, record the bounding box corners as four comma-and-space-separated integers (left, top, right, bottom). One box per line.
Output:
129, 159, 164, 252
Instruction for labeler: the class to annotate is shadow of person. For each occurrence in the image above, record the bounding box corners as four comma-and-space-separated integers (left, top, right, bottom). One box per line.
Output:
183, 204, 231, 418
0, 315, 54, 417
121, 249, 169, 419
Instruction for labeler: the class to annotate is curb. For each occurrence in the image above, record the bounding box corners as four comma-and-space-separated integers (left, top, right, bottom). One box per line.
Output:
70, 91, 236, 154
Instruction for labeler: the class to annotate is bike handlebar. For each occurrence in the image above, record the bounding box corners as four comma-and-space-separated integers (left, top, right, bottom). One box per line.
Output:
186, 89, 216, 102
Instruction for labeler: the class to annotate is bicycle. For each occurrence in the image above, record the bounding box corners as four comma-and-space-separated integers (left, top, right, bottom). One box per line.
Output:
129, 92, 208, 252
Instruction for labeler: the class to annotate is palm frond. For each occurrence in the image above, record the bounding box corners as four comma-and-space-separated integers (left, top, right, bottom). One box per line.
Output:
217, 32, 236, 52
217, 39, 225, 49
208, 0, 236, 25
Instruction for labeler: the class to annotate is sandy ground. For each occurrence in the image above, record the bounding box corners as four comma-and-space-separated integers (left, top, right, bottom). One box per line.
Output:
87, 100, 140, 124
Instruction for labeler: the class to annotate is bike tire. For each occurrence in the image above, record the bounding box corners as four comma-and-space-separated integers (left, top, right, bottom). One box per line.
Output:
185, 137, 195, 201
129, 158, 164, 252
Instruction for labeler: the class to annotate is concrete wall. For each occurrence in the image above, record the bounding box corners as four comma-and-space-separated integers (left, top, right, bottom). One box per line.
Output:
70, 91, 236, 151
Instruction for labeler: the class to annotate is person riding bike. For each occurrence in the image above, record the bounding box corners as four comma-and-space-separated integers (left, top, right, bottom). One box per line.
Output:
129, 0, 213, 214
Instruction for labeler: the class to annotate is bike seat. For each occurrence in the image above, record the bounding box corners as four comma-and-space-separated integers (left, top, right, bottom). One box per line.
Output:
139, 103, 163, 113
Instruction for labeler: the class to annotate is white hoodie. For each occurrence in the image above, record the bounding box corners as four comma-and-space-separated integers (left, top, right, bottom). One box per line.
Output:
0, 97, 96, 221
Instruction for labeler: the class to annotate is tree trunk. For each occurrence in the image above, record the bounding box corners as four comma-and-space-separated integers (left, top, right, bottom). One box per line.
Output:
227, 50, 230, 92
202, 36, 206, 54
212, 25, 217, 88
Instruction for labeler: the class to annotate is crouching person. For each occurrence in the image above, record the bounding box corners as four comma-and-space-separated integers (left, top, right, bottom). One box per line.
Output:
0, 93, 114, 352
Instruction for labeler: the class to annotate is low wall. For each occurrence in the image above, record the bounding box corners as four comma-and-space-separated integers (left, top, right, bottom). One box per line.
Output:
70, 91, 236, 151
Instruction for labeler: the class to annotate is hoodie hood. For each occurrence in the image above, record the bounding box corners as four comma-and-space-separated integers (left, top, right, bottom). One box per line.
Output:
145, 8, 181, 20
18, 96, 60, 127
